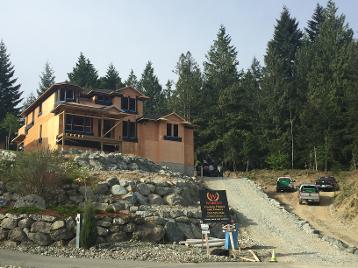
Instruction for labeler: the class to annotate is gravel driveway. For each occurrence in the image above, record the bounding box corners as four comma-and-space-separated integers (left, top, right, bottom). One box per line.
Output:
204, 177, 358, 265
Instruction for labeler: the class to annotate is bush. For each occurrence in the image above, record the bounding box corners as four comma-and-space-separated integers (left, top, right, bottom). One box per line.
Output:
50, 205, 81, 217
266, 152, 289, 170
80, 202, 97, 249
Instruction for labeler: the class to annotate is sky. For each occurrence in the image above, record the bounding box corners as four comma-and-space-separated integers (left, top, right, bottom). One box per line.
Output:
1, 0, 357, 100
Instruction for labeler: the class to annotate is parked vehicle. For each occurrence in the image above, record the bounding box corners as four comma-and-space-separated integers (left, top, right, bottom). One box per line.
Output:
315, 176, 339, 192
298, 184, 320, 205
276, 177, 295, 192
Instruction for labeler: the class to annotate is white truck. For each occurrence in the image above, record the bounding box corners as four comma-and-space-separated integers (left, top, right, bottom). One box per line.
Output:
298, 184, 320, 205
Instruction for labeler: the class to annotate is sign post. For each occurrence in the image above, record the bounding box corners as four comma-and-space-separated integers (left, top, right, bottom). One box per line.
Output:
75, 213, 81, 249
199, 190, 231, 256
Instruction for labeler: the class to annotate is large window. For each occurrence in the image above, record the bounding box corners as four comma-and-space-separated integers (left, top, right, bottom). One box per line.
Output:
59, 88, 76, 102
121, 96, 136, 113
95, 95, 112, 106
65, 115, 93, 135
164, 123, 181, 142
122, 121, 137, 141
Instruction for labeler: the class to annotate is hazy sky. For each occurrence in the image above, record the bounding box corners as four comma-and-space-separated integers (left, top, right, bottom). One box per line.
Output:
1, 0, 357, 99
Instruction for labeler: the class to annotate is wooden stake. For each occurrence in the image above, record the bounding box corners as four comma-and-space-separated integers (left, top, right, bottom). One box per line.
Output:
249, 250, 260, 262
205, 233, 209, 256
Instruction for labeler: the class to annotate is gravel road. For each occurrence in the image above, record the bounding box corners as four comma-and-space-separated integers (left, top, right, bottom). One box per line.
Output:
204, 177, 358, 265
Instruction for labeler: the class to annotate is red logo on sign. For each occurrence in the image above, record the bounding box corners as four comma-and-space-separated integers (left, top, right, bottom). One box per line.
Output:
207, 192, 220, 202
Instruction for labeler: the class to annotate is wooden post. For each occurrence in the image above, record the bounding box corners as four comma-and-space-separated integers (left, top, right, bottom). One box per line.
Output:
205, 233, 209, 256
62, 111, 66, 151
100, 117, 104, 151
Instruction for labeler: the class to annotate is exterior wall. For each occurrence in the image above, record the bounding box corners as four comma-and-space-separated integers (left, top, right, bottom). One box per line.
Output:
137, 121, 159, 162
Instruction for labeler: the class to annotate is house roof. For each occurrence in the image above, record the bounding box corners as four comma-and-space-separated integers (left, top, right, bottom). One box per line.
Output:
137, 112, 193, 127
21, 82, 149, 117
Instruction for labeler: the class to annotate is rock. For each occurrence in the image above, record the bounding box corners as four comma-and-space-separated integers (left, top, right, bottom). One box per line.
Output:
31, 221, 52, 234
18, 218, 33, 228
14, 194, 46, 209
132, 224, 164, 242
8, 227, 26, 242
97, 220, 111, 228
95, 182, 109, 195
175, 216, 190, 223
68, 237, 76, 247
106, 177, 119, 186
137, 183, 151, 196
52, 240, 66, 247
164, 193, 185, 206
69, 195, 84, 203
155, 186, 172, 196
109, 225, 121, 233
164, 221, 185, 242
3, 241, 17, 247
177, 222, 195, 239
148, 194, 164, 205
0, 228, 8, 240
113, 217, 126, 225
123, 223, 136, 233
93, 202, 109, 211
50, 228, 74, 241
111, 185, 128, 195
42, 215, 56, 222
109, 232, 127, 242
109, 202, 126, 212
121, 193, 136, 205
51, 220, 65, 230
147, 184, 155, 193
133, 192, 148, 205
1, 217, 18, 229
126, 183, 136, 192
129, 206, 139, 213
96, 226, 109, 236
119, 180, 129, 187
28, 232, 52, 246
129, 163, 139, 170
65, 217, 76, 232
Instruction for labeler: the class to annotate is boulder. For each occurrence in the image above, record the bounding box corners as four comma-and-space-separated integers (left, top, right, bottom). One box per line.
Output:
121, 193, 136, 205
97, 219, 111, 228
146, 184, 155, 193
123, 223, 136, 233
42, 215, 56, 222
28, 232, 52, 246
126, 183, 136, 192
65, 217, 76, 233
96, 226, 109, 236
163, 193, 185, 206
14, 194, 46, 209
132, 224, 164, 242
113, 217, 126, 225
78, 186, 95, 201
8, 227, 26, 242
164, 221, 185, 242
31, 221, 51, 234
109, 202, 126, 212
50, 228, 74, 241
148, 194, 164, 205
93, 202, 109, 211
18, 218, 33, 228
95, 182, 109, 194
106, 177, 119, 186
1, 217, 18, 229
0, 228, 8, 240
133, 192, 148, 205
111, 185, 128, 195
51, 220, 65, 231
137, 183, 151, 196
109, 232, 127, 242
69, 195, 84, 203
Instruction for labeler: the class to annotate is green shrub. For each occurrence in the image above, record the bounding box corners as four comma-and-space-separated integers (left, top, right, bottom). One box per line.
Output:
4, 206, 43, 214
80, 202, 97, 249
50, 205, 81, 217
266, 152, 289, 170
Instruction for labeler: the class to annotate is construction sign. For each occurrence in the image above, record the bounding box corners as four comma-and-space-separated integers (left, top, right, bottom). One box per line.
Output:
199, 190, 230, 223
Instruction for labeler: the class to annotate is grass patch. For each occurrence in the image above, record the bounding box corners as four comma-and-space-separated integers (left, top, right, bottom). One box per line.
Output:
49, 206, 82, 217
4, 206, 43, 214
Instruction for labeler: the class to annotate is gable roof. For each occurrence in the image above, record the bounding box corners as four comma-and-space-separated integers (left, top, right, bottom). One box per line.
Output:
137, 112, 193, 127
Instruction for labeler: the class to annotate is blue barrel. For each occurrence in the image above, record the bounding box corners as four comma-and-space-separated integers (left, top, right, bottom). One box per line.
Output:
224, 224, 239, 250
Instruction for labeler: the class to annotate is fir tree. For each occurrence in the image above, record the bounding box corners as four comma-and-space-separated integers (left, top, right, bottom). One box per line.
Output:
305, 3, 325, 42
125, 69, 139, 88
98, 63, 124, 90
37, 62, 55, 96
139, 62, 165, 117
68, 52, 98, 90
173, 51, 202, 121
0, 40, 22, 144
22, 93, 37, 111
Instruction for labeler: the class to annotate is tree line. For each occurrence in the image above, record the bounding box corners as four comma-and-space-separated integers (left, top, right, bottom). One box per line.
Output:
1, 1, 357, 171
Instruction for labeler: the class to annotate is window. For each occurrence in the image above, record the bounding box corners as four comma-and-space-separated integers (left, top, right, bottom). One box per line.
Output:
121, 96, 136, 113
95, 95, 112, 106
164, 123, 181, 142
38, 103, 42, 116
65, 115, 93, 135
122, 121, 137, 141
31, 111, 34, 124
39, 125, 42, 144
59, 88, 76, 102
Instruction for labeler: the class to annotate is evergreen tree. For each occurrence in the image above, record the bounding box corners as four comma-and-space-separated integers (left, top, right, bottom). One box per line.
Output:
261, 7, 303, 169
98, 63, 124, 90
139, 62, 165, 117
173, 51, 202, 121
198, 26, 239, 163
37, 62, 55, 96
0, 40, 22, 144
305, 3, 325, 42
68, 52, 98, 90
163, 80, 174, 113
22, 93, 37, 111
125, 69, 139, 88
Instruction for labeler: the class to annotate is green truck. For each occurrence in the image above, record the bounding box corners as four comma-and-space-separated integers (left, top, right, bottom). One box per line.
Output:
276, 177, 295, 192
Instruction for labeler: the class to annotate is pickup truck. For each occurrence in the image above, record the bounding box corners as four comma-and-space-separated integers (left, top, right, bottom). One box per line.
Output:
315, 176, 339, 192
276, 177, 295, 192
298, 184, 320, 205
